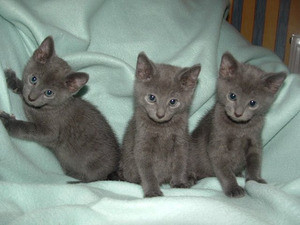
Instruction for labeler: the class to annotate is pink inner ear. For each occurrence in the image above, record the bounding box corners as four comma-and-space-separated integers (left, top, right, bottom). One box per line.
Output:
137, 68, 151, 80
35, 49, 48, 64
66, 76, 87, 93
220, 65, 235, 78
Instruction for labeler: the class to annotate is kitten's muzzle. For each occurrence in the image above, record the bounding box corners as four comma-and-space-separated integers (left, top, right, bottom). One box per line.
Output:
234, 112, 243, 118
156, 107, 166, 119
156, 112, 165, 119
28, 95, 37, 102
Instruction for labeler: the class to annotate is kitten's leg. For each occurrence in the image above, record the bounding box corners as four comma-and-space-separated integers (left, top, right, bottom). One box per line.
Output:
245, 141, 266, 184
170, 137, 190, 188
209, 144, 245, 198
0, 111, 54, 143
4, 69, 23, 95
134, 141, 162, 198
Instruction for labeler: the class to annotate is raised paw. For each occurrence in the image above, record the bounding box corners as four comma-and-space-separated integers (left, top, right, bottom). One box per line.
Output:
4, 69, 22, 94
224, 185, 245, 198
144, 189, 163, 198
0, 111, 16, 125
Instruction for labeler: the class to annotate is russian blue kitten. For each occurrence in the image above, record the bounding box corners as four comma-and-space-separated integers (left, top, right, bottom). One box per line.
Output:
0, 36, 120, 182
119, 52, 201, 197
189, 52, 286, 197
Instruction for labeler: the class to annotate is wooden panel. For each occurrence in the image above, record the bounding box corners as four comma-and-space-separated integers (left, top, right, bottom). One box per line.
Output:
274, 0, 291, 61
228, 0, 234, 23
240, 0, 256, 42
232, 0, 244, 31
284, 0, 300, 65
252, 0, 267, 46
262, 0, 280, 51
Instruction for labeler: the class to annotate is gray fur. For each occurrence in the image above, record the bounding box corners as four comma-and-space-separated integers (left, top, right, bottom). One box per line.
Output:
189, 52, 286, 197
1, 36, 120, 182
119, 52, 201, 197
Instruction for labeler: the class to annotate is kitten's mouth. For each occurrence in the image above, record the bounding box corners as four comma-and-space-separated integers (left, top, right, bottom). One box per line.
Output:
23, 97, 46, 109
225, 112, 251, 124
147, 114, 172, 123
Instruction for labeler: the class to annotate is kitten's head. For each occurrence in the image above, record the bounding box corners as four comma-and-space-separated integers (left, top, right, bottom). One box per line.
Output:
22, 36, 89, 108
217, 52, 286, 123
134, 52, 201, 123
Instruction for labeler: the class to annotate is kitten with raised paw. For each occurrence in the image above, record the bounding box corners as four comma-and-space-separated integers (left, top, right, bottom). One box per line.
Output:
1, 36, 120, 183
189, 52, 286, 197
119, 52, 201, 197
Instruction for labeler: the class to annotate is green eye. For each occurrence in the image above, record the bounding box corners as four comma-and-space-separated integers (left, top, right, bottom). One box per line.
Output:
30, 76, 37, 84
44, 90, 54, 97
148, 94, 156, 102
169, 99, 177, 106
249, 100, 256, 107
229, 93, 237, 101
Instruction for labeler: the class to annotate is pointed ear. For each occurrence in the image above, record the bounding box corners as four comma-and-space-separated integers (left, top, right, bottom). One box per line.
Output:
263, 72, 287, 94
65, 72, 89, 94
136, 52, 155, 81
33, 36, 55, 64
219, 52, 238, 78
178, 64, 201, 90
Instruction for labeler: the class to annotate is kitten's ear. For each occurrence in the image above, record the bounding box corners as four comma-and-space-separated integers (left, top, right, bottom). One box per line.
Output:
219, 52, 238, 79
263, 72, 287, 94
65, 72, 89, 94
33, 36, 55, 64
178, 64, 201, 90
136, 52, 155, 81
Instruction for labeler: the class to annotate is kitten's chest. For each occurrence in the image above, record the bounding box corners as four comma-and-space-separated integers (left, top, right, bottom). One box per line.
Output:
24, 103, 49, 122
23, 103, 62, 138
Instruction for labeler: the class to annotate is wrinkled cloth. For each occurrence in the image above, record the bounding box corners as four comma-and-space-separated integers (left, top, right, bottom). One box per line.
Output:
0, 0, 299, 224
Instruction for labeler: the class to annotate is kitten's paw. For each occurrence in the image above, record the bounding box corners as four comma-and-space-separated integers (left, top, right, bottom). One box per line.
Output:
246, 177, 267, 184
144, 189, 163, 198
170, 177, 192, 188
4, 69, 21, 94
0, 111, 16, 127
225, 185, 245, 198
171, 182, 191, 189
187, 177, 197, 187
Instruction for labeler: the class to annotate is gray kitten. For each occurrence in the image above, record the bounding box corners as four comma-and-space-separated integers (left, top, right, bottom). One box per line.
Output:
119, 52, 201, 197
189, 52, 286, 197
0, 36, 120, 182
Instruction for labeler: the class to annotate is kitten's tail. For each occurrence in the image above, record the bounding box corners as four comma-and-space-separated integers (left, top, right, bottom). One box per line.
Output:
67, 180, 83, 184
67, 171, 122, 184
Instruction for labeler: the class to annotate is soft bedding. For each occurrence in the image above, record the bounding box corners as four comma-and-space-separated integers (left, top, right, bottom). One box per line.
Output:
0, 0, 299, 224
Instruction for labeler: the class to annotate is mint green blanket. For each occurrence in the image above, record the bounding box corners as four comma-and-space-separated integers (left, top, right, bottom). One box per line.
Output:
0, 0, 299, 224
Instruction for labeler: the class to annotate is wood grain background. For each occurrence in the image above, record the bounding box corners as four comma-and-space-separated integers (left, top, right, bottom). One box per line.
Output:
228, 0, 300, 65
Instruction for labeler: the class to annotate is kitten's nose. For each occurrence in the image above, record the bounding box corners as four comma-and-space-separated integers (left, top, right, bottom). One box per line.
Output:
28, 95, 35, 102
156, 109, 165, 119
156, 112, 165, 119
234, 112, 243, 118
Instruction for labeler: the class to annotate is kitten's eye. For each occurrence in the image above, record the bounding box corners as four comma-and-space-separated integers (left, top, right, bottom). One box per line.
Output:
169, 99, 178, 106
44, 90, 54, 97
30, 76, 38, 84
249, 100, 257, 107
229, 93, 237, 101
148, 94, 156, 102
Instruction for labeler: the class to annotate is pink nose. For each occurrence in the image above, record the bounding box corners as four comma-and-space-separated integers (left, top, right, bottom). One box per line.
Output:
156, 112, 165, 119
28, 95, 35, 102
234, 112, 242, 118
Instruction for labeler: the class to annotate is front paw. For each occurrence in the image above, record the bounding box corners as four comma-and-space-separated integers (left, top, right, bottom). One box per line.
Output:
144, 189, 163, 198
224, 185, 245, 198
170, 177, 192, 188
0, 111, 16, 125
4, 69, 21, 94
246, 177, 267, 184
